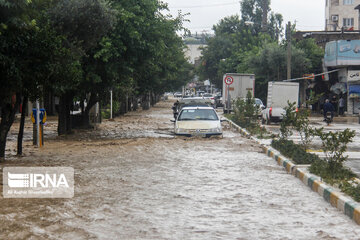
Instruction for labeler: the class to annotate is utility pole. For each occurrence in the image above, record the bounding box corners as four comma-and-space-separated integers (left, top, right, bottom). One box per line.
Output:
286, 21, 292, 80
36, 100, 40, 147
110, 90, 113, 119
261, 0, 269, 32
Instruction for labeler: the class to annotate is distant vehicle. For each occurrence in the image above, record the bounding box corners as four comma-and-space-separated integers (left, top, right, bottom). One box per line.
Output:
172, 97, 213, 119
202, 93, 215, 106
174, 92, 182, 98
222, 73, 255, 113
255, 98, 265, 112
261, 82, 299, 124
214, 93, 223, 108
173, 106, 223, 137
197, 90, 205, 96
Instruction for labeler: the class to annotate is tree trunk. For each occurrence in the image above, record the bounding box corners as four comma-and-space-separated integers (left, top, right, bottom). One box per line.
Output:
150, 91, 155, 107
0, 93, 21, 160
58, 93, 72, 135
80, 93, 97, 128
132, 97, 138, 111
128, 96, 132, 112
141, 93, 150, 110
17, 95, 28, 156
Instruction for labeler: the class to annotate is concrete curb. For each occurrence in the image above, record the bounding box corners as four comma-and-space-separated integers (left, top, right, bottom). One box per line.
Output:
225, 117, 360, 225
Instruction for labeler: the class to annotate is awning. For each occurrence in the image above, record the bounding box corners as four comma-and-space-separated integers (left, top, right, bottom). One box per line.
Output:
349, 85, 360, 94
349, 85, 360, 98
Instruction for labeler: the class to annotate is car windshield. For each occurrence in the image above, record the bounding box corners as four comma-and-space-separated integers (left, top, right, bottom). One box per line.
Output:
178, 109, 219, 121
203, 94, 212, 97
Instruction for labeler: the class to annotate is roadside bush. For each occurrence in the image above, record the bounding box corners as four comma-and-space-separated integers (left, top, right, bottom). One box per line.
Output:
340, 180, 360, 202
233, 91, 258, 128
101, 109, 110, 119
309, 159, 356, 181
232, 91, 270, 138
271, 139, 320, 164
279, 101, 297, 140
312, 128, 355, 175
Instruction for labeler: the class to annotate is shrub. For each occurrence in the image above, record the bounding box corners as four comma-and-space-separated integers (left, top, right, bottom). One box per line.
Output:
313, 128, 355, 174
279, 101, 297, 140
233, 91, 258, 129
101, 109, 110, 119
232, 91, 270, 138
340, 180, 360, 202
271, 139, 319, 164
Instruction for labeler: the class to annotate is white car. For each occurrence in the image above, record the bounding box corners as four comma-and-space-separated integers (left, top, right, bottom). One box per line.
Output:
173, 106, 223, 137
202, 93, 216, 106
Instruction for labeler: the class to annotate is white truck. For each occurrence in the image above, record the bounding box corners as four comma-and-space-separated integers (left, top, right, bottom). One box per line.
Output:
262, 81, 299, 124
222, 73, 255, 113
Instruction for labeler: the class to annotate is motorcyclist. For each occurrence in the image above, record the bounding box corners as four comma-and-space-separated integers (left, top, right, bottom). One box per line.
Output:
172, 100, 180, 119
323, 99, 335, 121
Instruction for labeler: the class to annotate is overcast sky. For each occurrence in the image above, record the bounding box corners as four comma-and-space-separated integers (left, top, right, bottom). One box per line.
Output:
163, 0, 325, 34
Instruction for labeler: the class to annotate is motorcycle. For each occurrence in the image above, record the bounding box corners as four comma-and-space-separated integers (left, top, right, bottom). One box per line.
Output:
324, 111, 333, 125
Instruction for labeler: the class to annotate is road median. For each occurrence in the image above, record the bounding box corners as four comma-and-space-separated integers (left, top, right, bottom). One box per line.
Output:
224, 116, 360, 225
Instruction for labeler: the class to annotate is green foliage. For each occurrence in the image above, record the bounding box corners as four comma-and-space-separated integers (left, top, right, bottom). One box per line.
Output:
309, 159, 355, 181
246, 43, 311, 101
0, 0, 194, 157
196, 10, 278, 89
278, 100, 318, 150
279, 101, 296, 140
339, 180, 360, 202
294, 38, 324, 74
240, 0, 283, 40
271, 139, 319, 164
313, 128, 355, 173
101, 109, 110, 119
231, 90, 269, 137
233, 91, 258, 128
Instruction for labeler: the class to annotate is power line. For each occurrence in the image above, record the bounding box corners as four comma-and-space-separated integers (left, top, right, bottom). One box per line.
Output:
169, 2, 239, 9
283, 69, 340, 82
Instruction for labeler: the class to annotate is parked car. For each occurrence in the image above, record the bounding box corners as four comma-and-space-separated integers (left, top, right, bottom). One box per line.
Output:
174, 92, 183, 98
197, 91, 205, 96
202, 93, 215, 106
173, 106, 223, 137
214, 95, 223, 108
255, 98, 265, 115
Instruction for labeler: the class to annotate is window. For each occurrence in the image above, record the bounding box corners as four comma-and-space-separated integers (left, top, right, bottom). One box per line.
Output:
331, 0, 339, 6
343, 0, 354, 5
178, 109, 218, 121
343, 18, 354, 27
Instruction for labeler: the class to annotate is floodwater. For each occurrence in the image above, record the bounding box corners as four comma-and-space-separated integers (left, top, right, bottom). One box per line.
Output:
1, 101, 360, 239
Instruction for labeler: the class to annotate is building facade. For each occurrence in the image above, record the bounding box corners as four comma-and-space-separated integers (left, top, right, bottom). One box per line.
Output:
325, 0, 360, 31
324, 40, 360, 114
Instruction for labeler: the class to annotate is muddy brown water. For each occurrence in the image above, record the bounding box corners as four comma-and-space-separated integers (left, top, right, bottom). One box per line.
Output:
1, 100, 360, 239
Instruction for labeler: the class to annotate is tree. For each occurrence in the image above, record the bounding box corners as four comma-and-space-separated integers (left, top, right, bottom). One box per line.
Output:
245, 43, 311, 101
48, 0, 115, 134
196, 1, 283, 90
295, 38, 324, 75
240, 0, 283, 39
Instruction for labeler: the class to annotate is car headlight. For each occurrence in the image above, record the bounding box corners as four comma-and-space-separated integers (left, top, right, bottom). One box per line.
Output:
208, 127, 222, 133
176, 128, 188, 133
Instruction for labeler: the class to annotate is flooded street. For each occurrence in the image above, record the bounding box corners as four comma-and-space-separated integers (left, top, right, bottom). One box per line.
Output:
1, 100, 360, 239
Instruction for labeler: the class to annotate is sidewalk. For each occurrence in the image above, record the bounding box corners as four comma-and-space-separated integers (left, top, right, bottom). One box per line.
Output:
309, 113, 359, 124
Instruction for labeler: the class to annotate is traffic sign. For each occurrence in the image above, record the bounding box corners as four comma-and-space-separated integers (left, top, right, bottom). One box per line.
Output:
224, 75, 234, 85
31, 108, 47, 124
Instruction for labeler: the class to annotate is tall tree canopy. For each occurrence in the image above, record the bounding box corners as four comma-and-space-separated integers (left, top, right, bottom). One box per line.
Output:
0, 0, 193, 159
